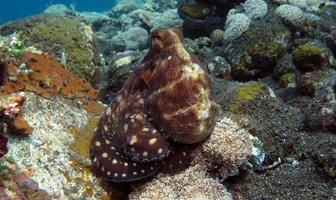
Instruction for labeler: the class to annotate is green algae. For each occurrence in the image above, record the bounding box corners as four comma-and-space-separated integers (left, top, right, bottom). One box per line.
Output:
19, 16, 95, 82
245, 39, 284, 60
293, 43, 326, 72
229, 82, 265, 113
293, 44, 324, 61
69, 117, 98, 159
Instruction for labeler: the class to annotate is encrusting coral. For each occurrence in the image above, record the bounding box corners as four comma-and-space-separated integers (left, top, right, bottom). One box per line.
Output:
90, 27, 219, 182
129, 163, 232, 200
196, 117, 253, 178
0, 52, 98, 100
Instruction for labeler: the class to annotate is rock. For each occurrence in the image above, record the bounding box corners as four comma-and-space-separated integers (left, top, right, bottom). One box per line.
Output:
305, 96, 336, 131
143, 0, 178, 12
224, 11, 290, 81
0, 164, 50, 199
8, 117, 33, 136
222, 82, 268, 115
108, 0, 143, 18
280, 72, 296, 88
0, 15, 97, 82
0, 53, 98, 100
210, 29, 225, 45
292, 43, 328, 72
297, 70, 326, 96
178, 0, 244, 38
326, 29, 336, 56
110, 27, 149, 51
98, 50, 146, 102
0, 134, 8, 157
273, 53, 296, 79
123, 9, 183, 31
207, 56, 232, 79
3, 92, 109, 199
314, 142, 336, 178
78, 12, 113, 31
149, 9, 183, 30
275, 4, 305, 27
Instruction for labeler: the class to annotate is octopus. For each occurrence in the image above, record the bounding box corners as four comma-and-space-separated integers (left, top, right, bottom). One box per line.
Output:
90, 28, 219, 182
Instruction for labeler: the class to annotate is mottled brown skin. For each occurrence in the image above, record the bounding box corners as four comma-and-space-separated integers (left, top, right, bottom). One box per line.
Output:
90, 28, 218, 182
144, 28, 219, 144
90, 73, 170, 182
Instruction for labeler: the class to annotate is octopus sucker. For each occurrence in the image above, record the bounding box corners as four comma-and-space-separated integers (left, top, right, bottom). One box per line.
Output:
90, 28, 218, 182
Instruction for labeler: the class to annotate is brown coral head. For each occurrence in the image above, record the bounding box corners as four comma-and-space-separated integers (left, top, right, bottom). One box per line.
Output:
150, 28, 184, 52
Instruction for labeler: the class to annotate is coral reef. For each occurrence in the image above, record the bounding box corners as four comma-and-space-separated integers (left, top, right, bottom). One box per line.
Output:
90, 28, 219, 182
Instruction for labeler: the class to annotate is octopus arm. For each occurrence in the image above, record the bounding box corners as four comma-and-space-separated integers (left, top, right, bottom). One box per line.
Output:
90, 114, 161, 182
118, 91, 171, 162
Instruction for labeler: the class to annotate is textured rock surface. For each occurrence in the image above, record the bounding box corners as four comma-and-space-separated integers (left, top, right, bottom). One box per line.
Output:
2, 92, 108, 199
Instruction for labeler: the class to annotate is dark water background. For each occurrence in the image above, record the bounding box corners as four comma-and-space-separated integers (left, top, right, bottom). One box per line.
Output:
0, 0, 117, 24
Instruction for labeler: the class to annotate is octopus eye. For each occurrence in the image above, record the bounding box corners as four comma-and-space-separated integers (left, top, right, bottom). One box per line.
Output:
151, 35, 164, 49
